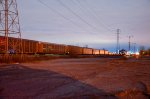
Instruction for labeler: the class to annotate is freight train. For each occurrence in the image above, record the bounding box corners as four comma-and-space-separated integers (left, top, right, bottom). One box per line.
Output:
0, 36, 113, 55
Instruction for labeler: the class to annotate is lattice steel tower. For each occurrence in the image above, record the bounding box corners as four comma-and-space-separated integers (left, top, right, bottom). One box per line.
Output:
116, 29, 120, 54
0, 0, 21, 54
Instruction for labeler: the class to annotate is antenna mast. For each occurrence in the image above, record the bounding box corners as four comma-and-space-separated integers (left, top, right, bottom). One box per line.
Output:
0, 0, 21, 54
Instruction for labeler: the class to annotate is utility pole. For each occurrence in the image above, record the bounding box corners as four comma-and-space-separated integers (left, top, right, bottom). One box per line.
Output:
0, 0, 22, 54
128, 35, 133, 52
116, 29, 120, 54
133, 43, 136, 53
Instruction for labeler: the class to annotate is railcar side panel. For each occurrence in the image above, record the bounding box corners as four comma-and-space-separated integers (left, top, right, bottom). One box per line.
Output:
105, 50, 109, 55
99, 49, 105, 55
93, 49, 100, 55
82, 48, 93, 55
68, 45, 83, 55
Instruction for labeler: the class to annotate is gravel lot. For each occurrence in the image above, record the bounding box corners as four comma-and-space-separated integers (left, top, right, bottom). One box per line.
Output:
0, 58, 150, 99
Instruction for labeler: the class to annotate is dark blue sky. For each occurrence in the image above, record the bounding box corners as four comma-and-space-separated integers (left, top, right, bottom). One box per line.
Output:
17, 0, 150, 52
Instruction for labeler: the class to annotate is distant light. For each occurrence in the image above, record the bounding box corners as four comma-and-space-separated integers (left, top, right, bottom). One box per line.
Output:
127, 51, 132, 55
136, 52, 139, 55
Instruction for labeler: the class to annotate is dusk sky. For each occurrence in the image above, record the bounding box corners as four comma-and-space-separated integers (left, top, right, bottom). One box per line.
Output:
17, 0, 150, 52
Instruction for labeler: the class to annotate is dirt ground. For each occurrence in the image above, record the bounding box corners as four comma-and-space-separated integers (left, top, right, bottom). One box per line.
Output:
0, 57, 150, 99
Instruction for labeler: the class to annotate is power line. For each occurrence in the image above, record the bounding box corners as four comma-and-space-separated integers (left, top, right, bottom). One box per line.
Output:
70, 0, 100, 34
71, 0, 92, 21
71, 0, 102, 31
81, 0, 115, 32
37, 0, 84, 31
56, 0, 101, 33
36, 0, 99, 35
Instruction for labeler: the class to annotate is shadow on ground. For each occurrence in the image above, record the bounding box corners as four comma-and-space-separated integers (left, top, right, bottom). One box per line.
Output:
0, 64, 117, 99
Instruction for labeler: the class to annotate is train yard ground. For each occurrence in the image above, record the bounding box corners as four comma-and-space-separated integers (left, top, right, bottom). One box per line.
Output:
0, 57, 150, 99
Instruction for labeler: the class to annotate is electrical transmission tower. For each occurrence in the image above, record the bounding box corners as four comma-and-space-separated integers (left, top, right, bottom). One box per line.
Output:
0, 0, 21, 54
128, 35, 133, 52
116, 29, 120, 54
133, 43, 136, 53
